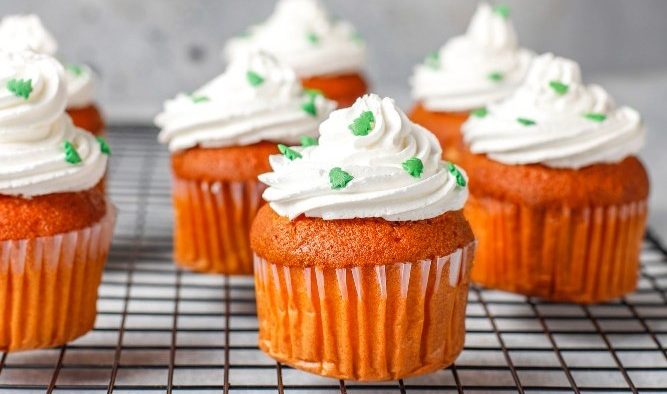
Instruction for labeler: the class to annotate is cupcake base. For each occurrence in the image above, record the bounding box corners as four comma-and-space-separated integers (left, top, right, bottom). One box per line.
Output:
253, 242, 475, 381
67, 104, 105, 136
0, 204, 115, 352
409, 104, 468, 162
466, 195, 648, 303
301, 73, 368, 108
172, 177, 265, 275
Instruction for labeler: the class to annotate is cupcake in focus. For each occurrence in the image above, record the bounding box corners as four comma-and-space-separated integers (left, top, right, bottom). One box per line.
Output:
410, 3, 533, 161
0, 14, 104, 135
156, 51, 336, 275
460, 53, 648, 303
224, 0, 368, 107
0, 50, 114, 351
251, 94, 475, 380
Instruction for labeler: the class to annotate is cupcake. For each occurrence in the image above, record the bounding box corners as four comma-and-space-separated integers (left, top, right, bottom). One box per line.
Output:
0, 14, 104, 135
224, 0, 368, 107
460, 53, 648, 303
251, 94, 475, 380
156, 51, 336, 275
0, 50, 114, 351
409, 3, 533, 162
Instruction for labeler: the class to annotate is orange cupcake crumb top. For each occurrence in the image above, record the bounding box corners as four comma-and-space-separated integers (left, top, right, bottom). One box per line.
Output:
301, 73, 368, 108
67, 104, 104, 136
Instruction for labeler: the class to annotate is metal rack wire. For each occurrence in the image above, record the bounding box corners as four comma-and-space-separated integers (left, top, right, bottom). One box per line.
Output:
1, 126, 666, 393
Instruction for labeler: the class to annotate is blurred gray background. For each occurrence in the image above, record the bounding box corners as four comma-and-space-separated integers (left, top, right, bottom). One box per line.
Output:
1, 0, 666, 235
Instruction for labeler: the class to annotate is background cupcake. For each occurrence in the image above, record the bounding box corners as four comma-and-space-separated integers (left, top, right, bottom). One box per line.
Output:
0, 14, 103, 135
410, 3, 533, 162
156, 50, 335, 275
224, 0, 368, 107
0, 50, 114, 351
460, 53, 648, 303
251, 94, 475, 380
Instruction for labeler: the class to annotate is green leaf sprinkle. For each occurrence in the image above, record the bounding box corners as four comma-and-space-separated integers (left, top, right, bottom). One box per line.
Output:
301, 100, 317, 117
246, 70, 265, 87
191, 95, 210, 103
351, 31, 363, 43
584, 112, 607, 122
549, 80, 569, 95
493, 4, 511, 18
329, 167, 353, 189
307, 32, 319, 44
517, 117, 537, 126
402, 157, 424, 178
348, 111, 375, 136
488, 71, 504, 82
471, 107, 488, 118
6, 78, 33, 100
300, 135, 318, 147
447, 162, 467, 187
96, 136, 111, 155
278, 144, 302, 161
304, 88, 323, 98
66, 64, 84, 77
425, 51, 440, 70
64, 141, 82, 164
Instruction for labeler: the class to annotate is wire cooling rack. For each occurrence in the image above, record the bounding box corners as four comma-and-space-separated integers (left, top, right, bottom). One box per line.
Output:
1, 126, 667, 394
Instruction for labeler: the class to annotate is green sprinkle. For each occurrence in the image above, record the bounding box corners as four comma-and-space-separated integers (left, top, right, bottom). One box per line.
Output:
96, 136, 111, 155
66, 64, 84, 77
64, 141, 82, 164
307, 32, 319, 44
425, 51, 440, 70
300, 135, 318, 147
549, 80, 569, 95
402, 157, 424, 178
493, 4, 511, 19
517, 117, 537, 126
191, 95, 210, 103
447, 162, 466, 187
471, 107, 488, 118
278, 144, 302, 161
304, 88, 323, 98
237, 30, 252, 38
329, 167, 353, 189
6, 78, 32, 100
246, 70, 265, 86
584, 112, 607, 122
301, 100, 317, 117
348, 111, 375, 136
488, 71, 504, 82
351, 31, 363, 43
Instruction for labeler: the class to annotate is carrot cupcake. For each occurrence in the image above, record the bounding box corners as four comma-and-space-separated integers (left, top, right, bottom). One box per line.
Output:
0, 14, 104, 135
156, 51, 336, 275
0, 50, 114, 351
410, 3, 533, 161
224, 0, 368, 107
460, 53, 648, 303
251, 94, 475, 380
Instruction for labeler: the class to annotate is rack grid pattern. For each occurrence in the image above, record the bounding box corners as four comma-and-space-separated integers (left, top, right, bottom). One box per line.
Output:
1, 127, 666, 393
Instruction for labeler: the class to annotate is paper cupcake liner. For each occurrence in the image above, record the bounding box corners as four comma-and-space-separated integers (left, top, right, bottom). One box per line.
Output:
172, 176, 265, 275
466, 195, 648, 303
0, 204, 116, 352
253, 242, 476, 381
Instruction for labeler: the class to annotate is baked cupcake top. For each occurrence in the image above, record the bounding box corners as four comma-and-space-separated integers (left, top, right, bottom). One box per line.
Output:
462, 53, 644, 169
259, 93, 468, 221
0, 14, 97, 109
0, 50, 108, 197
411, 3, 533, 112
224, 0, 366, 78
156, 51, 336, 152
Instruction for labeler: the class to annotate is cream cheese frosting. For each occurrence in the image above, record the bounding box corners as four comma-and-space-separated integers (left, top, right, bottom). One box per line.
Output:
0, 14, 97, 109
0, 50, 108, 197
411, 3, 533, 112
259, 94, 469, 221
157, 51, 336, 152
224, 0, 366, 78
462, 53, 645, 169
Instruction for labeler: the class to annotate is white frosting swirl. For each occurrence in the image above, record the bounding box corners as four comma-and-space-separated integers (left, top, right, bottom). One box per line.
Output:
156, 51, 336, 152
411, 3, 533, 112
65, 64, 96, 108
0, 51, 107, 197
259, 94, 468, 221
224, 0, 366, 78
0, 14, 57, 55
462, 53, 644, 169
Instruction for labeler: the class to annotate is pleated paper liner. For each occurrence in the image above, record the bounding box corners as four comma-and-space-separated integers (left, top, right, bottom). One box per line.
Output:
254, 242, 476, 381
466, 195, 648, 303
0, 203, 116, 352
172, 176, 265, 275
